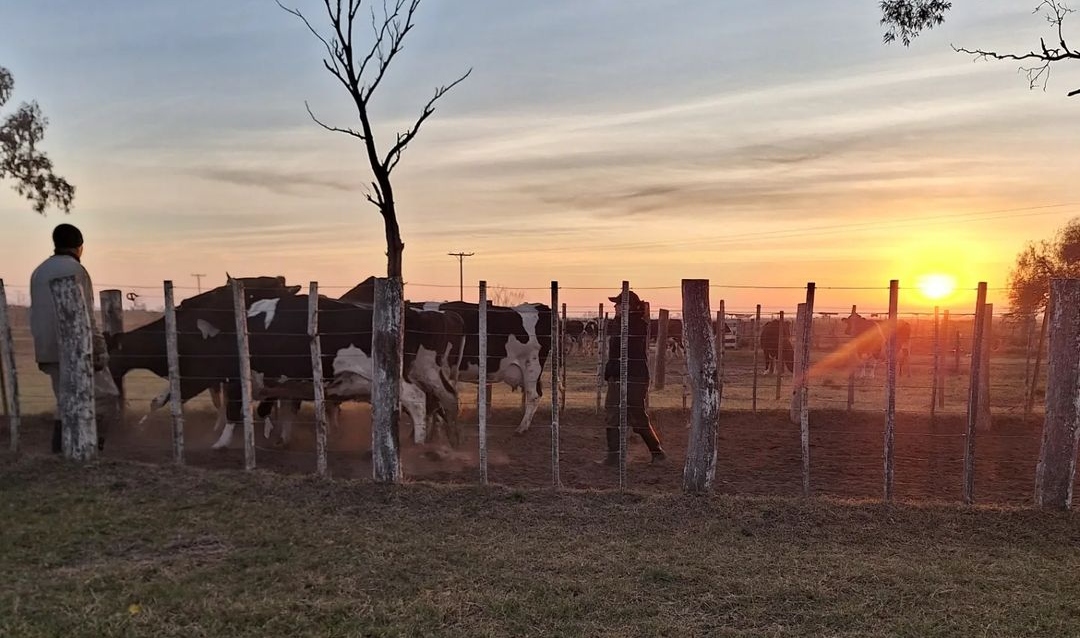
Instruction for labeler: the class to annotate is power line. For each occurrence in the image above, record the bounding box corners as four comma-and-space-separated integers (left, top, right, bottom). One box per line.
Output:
447, 252, 475, 301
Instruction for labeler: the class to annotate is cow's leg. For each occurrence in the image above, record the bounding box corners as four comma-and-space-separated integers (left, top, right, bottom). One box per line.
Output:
408, 347, 460, 444
257, 399, 276, 440
514, 354, 543, 434
327, 401, 341, 430
275, 399, 301, 447
211, 380, 243, 450
399, 379, 428, 444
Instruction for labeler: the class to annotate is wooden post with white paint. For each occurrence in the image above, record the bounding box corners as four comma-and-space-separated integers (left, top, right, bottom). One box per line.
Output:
752, 304, 761, 413
775, 310, 785, 401
653, 309, 670, 390
790, 303, 807, 425
308, 282, 328, 478
847, 304, 856, 411
799, 283, 815, 497
371, 277, 403, 484
478, 281, 489, 485
962, 282, 988, 505
163, 281, 185, 465
231, 279, 256, 471
1026, 305, 1051, 422
884, 280, 899, 502
1035, 279, 1080, 509
49, 275, 97, 461
681, 279, 719, 494
715, 301, 726, 404
977, 303, 994, 432
0, 280, 21, 453
595, 303, 604, 414
618, 281, 630, 489
550, 282, 561, 489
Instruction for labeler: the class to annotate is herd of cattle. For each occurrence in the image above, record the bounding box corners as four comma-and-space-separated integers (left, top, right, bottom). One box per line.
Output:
103, 276, 912, 451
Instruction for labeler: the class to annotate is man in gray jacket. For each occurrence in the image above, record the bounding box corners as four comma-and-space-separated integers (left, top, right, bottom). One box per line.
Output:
30, 223, 116, 453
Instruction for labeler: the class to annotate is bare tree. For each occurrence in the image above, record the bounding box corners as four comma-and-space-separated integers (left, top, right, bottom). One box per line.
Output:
881, 0, 1080, 98
489, 285, 527, 308
278, 0, 470, 278
0, 66, 75, 214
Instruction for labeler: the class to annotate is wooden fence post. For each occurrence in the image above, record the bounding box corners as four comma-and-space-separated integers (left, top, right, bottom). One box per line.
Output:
99, 289, 124, 418
0, 280, 21, 453
653, 309, 670, 390
715, 302, 726, 404
618, 282, 630, 489
799, 284, 815, 497
478, 281, 489, 485
1026, 305, 1051, 422
847, 304, 857, 411
49, 275, 97, 461
551, 282, 561, 489
930, 305, 940, 420
953, 329, 962, 375
790, 303, 807, 425
371, 277, 403, 484
595, 303, 604, 414
308, 282, 329, 478
1035, 279, 1080, 509
977, 303, 994, 431
962, 282, 988, 505
230, 280, 256, 471
752, 304, 761, 413
559, 301, 567, 415
775, 310, 785, 401
681, 279, 720, 494
163, 281, 185, 465
884, 280, 899, 502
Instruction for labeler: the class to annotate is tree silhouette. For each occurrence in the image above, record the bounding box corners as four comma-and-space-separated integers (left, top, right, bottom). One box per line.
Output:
0, 66, 74, 214
1008, 217, 1080, 314
881, 1, 1080, 98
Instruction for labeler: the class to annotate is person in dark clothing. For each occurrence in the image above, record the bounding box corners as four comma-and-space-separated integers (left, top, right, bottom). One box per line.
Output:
599, 289, 666, 466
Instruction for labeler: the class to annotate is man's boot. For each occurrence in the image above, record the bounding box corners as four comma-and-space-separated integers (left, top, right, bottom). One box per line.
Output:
51, 420, 62, 454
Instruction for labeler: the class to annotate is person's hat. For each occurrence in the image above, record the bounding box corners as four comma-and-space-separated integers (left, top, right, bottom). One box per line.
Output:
52, 223, 84, 250
608, 289, 646, 311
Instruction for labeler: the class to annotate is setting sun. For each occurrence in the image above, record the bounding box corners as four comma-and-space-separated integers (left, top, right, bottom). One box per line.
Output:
917, 273, 957, 300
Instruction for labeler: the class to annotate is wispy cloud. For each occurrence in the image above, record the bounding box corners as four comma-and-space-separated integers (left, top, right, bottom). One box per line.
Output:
189, 167, 359, 195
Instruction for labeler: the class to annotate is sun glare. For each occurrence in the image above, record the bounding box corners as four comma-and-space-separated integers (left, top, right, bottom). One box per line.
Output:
917, 273, 956, 300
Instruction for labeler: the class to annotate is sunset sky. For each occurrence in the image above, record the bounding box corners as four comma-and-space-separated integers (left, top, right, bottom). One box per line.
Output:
2, 0, 1079, 316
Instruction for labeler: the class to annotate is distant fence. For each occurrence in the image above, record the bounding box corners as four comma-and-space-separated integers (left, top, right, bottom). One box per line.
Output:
2, 276, 1079, 508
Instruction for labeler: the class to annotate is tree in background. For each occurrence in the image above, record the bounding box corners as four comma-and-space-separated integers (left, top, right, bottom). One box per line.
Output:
278, 0, 469, 279
881, 1, 1080, 97
1008, 217, 1080, 314
0, 66, 74, 214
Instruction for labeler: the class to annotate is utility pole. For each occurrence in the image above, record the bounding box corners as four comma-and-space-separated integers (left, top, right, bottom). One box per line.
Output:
191, 273, 207, 294
447, 252, 474, 301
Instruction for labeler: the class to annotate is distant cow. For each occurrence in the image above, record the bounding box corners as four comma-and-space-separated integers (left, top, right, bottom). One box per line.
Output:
564, 319, 586, 355
841, 312, 912, 378
759, 320, 794, 374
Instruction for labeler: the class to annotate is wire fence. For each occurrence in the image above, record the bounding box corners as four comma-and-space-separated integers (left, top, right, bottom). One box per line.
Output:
0, 276, 1073, 507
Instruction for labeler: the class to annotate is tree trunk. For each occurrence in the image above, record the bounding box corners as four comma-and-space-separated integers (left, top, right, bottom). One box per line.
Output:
1035, 279, 1080, 509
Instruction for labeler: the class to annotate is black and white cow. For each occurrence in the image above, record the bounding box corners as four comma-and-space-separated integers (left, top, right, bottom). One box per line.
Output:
841, 312, 912, 378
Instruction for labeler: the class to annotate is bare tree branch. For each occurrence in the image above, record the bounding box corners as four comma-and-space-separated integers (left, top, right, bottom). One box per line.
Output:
384, 69, 472, 173
305, 101, 365, 139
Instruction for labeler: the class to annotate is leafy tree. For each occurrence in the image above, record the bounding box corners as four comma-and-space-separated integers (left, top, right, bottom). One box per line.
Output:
0, 66, 74, 214
1007, 217, 1080, 314
881, 1, 1080, 97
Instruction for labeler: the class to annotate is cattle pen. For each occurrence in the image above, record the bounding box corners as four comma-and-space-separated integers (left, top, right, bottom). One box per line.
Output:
2, 275, 1080, 509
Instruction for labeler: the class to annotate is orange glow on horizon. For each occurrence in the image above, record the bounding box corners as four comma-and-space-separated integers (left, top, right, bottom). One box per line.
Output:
917, 273, 957, 301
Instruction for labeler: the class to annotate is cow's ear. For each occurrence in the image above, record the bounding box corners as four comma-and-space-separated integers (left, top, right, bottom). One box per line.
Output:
197, 319, 222, 340
287, 285, 301, 295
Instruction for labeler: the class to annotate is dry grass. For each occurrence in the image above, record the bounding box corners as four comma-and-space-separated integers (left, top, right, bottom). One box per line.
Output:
3, 454, 1080, 637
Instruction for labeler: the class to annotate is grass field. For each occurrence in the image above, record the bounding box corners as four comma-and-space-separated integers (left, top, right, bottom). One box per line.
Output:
3, 454, 1080, 637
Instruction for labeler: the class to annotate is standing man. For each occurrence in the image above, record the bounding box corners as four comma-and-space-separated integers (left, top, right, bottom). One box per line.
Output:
599, 289, 666, 465
30, 223, 115, 453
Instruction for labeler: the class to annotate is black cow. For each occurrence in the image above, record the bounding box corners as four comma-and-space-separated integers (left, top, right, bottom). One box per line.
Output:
564, 319, 585, 355
759, 320, 794, 374
841, 312, 912, 378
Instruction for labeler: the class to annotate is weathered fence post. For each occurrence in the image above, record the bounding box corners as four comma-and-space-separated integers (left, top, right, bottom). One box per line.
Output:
752, 304, 761, 413
551, 282, 561, 489
962, 282, 988, 505
653, 309, 670, 390
682, 279, 720, 494
231, 280, 256, 471
371, 277, 403, 484
847, 304, 857, 411
799, 284, 815, 497
0, 280, 21, 453
1035, 279, 1080, 509
790, 303, 806, 424
938, 310, 949, 409
618, 281, 630, 489
715, 301, 726, 404
163, 281, 185, 465
49, 275, 97, 461
595, 303, 604, 414
884, 280, 899, 502
559, 301, 567, 415
308, 282, 328, 478
931, 306, 941, 419
977, 303, 994, 431
99, 289, 124, 418
478, 281, 489, 485
953, 329, 962, 375
1026, 304, 1051, 422
775, 310, 785, 400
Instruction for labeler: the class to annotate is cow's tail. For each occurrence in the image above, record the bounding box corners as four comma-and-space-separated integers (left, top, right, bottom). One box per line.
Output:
452, 335, 466, 389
